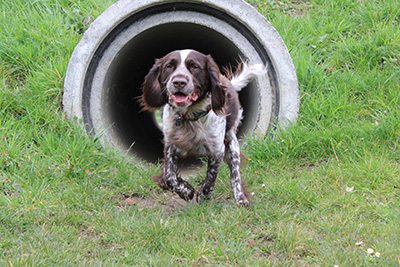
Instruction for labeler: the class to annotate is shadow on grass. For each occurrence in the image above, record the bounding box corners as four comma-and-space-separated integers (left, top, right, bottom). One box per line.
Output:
120, 192, 189, 211
119, 190, 237, 211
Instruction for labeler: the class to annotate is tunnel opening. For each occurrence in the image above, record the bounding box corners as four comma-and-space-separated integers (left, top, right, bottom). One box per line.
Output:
64, 0, 299, 165
99, 22, 261, 162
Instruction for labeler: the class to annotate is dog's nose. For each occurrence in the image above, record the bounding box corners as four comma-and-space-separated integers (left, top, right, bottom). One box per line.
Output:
172, 77, 187, 89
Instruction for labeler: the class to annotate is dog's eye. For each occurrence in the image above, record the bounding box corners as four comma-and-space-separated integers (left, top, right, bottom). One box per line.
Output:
165, 63, 173, 69
190, 63, 199, 70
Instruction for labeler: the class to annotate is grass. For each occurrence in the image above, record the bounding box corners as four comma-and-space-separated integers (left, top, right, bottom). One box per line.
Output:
1, 0, 399, 265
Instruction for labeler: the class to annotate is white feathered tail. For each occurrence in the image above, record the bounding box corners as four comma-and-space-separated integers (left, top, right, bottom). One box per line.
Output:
230, 62, 267, 92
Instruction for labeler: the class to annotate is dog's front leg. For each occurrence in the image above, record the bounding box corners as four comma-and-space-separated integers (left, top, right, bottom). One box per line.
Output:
225, 131, 250, 207
164, 145, 195, 201
197, 153, 224, 203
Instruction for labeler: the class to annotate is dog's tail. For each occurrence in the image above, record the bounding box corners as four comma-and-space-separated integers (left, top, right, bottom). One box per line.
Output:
229, 62, 267, 92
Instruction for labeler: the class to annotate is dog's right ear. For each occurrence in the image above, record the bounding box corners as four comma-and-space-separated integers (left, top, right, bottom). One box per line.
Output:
141, 59, 167, 110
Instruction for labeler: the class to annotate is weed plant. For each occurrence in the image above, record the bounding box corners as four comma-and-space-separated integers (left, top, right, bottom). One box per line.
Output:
1, 0, 399, 265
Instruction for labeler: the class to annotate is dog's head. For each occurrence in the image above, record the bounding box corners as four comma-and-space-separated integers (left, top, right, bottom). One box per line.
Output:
141, 49, 226, 113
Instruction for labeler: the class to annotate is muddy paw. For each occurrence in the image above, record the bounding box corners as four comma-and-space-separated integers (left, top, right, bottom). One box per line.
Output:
236, 196, 250, 207
196, 188, 212, 204
174, 177, 195, 201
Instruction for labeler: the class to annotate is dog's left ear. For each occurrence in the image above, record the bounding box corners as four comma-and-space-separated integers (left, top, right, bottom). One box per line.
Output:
207, 55, 226, 115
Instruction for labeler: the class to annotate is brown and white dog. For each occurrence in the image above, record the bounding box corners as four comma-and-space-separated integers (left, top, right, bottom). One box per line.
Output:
141, 49, 265, 206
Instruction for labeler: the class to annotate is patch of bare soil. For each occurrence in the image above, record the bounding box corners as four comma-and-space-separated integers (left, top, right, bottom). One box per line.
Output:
251, 0, 313, 17
289, 0, 313, 17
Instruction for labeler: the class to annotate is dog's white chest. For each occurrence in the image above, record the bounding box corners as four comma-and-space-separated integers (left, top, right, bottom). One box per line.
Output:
163, 107, 226, 158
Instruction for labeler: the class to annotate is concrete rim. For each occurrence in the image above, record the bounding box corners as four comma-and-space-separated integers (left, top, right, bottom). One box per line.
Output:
63, 0, 299, 162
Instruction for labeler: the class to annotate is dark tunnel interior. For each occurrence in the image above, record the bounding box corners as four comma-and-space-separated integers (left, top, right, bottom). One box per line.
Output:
102, 22, 260, 162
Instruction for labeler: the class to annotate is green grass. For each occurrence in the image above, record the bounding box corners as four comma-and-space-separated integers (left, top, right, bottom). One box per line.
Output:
1, 0, 399, 265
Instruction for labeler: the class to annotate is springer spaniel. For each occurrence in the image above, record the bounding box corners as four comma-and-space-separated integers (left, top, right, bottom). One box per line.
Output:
141, 49, 265, 206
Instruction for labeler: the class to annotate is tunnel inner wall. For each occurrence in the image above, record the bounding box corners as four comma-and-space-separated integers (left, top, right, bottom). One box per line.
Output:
102, 22, 260, 162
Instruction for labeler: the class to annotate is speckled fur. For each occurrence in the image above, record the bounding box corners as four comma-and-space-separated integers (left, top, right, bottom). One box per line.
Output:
141, 50, 264, 206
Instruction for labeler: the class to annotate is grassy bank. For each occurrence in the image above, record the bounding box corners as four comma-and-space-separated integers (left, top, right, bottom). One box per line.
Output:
1, 0, 399, 265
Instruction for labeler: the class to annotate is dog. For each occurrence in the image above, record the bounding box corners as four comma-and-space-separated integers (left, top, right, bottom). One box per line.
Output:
141, 49, 265, 206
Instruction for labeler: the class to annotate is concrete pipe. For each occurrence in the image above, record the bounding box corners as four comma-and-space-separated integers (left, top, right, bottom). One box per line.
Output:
63, 0, 299, 163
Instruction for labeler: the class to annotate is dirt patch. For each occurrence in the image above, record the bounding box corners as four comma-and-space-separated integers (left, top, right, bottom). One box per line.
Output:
250, 0, 313, 17
288, 0, 313, 17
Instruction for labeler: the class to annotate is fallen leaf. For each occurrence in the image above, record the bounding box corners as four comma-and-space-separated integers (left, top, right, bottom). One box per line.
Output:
247, 238, 257, 246
125, 198, 134, 204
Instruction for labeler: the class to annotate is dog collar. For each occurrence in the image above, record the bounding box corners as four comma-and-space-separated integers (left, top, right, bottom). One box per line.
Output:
175, 105, 212, 126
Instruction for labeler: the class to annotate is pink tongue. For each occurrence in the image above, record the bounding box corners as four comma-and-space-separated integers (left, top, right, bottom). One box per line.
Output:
172, 94, 189, 103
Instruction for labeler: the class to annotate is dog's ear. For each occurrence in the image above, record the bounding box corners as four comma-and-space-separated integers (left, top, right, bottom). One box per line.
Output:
207, 55, 226, 114
141, 59, 167, 110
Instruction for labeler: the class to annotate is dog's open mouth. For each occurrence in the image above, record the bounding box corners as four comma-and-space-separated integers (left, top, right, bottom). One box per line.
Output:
169, 92, 198, 107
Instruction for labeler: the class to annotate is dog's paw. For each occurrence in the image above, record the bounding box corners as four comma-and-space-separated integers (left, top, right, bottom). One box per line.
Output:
196, 183, 213, 203
174, 177, 195, 201
236, 195, 250, 207
196, 189, 212, 204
